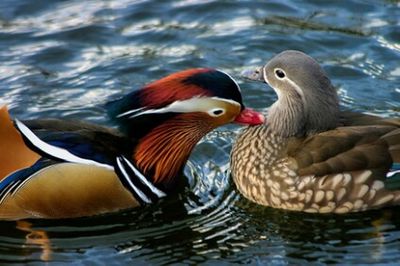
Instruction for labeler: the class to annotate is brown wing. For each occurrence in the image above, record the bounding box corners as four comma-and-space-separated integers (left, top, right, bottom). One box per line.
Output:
284, 126, 400, 213
339, 110, 400, 127
339, 111, 400, 162
287, 125, 399, 178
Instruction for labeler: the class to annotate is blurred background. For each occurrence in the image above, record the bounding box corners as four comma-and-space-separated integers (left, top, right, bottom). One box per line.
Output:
0, 0, 399, 264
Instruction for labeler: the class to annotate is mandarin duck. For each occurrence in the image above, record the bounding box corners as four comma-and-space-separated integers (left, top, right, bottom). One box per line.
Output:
231, 50, 400, 213
0, 68, 264, 220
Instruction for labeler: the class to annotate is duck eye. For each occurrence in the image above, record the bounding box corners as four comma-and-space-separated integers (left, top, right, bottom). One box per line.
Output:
275, 69, 286, 79
209, 108, 225, 117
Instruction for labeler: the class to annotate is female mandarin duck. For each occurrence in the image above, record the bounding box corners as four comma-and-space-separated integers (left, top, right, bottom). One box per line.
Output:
0, 68, 264, 220
231, 50, 400, 213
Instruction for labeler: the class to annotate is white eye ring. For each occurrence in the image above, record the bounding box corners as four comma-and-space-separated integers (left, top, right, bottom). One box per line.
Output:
208, 108, 225, 117
274, 68, 286, 79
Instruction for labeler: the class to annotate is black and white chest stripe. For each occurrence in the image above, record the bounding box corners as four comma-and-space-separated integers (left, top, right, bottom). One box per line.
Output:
0, 120, 166, 205
115, 156, 166, 204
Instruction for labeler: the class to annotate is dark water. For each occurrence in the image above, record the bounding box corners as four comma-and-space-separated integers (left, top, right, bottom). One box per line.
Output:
0, 0, 399, 264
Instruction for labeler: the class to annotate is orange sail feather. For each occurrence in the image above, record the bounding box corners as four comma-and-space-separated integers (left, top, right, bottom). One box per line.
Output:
0, 105, 40, 180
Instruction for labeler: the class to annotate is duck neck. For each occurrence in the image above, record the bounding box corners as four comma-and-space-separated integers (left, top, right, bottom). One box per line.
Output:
267, 93, 306, 138
267, 87, 340, 137
132, 113, 212, 190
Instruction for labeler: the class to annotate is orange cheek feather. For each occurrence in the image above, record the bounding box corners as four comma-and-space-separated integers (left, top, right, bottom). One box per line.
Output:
133, 113, 212, 185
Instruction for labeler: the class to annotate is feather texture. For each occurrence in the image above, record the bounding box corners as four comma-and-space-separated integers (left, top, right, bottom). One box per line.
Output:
232, 50, 400, 213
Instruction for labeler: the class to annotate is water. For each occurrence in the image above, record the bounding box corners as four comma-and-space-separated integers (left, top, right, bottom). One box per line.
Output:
0, 0, 399, 264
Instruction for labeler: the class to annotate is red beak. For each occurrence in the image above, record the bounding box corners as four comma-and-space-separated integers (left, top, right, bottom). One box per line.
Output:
234, 108, 264, 125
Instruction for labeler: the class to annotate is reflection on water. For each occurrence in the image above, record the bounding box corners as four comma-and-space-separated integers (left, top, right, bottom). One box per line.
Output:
0, 0, 399, 264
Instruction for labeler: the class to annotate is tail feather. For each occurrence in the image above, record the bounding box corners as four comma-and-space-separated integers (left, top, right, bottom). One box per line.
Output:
0, 106, 40, 180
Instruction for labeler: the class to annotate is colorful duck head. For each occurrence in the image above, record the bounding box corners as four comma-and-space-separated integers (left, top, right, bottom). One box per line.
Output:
107, 68, 264, 188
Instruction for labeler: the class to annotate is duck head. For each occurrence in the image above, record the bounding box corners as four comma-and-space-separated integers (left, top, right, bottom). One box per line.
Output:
107, 68, 264, 188
243, 50, 340, 137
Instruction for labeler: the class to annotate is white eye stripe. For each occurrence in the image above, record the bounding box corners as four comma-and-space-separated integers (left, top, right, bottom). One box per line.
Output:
119, 96, 240, 119
269, 67, 305, 100
210, 97, 240, 106
117, 107, 146, 118
285, 77, 305, 100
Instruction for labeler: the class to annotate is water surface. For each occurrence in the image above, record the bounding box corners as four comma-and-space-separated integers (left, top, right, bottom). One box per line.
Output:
0, 0, 399, 264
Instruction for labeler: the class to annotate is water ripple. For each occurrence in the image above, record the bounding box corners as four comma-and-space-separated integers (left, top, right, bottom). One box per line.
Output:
0, 0, 400, 264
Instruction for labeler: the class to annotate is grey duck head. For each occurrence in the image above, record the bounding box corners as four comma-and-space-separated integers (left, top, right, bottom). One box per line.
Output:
244, 50, 340, 137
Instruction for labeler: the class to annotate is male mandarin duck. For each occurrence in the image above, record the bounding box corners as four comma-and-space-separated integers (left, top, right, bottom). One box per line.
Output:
231, 50, 400, 213
0, 68, 264, 220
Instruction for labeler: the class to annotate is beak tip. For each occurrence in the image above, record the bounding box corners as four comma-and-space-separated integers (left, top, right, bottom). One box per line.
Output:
234, 108, 265, 126
240, 67, 264, 82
